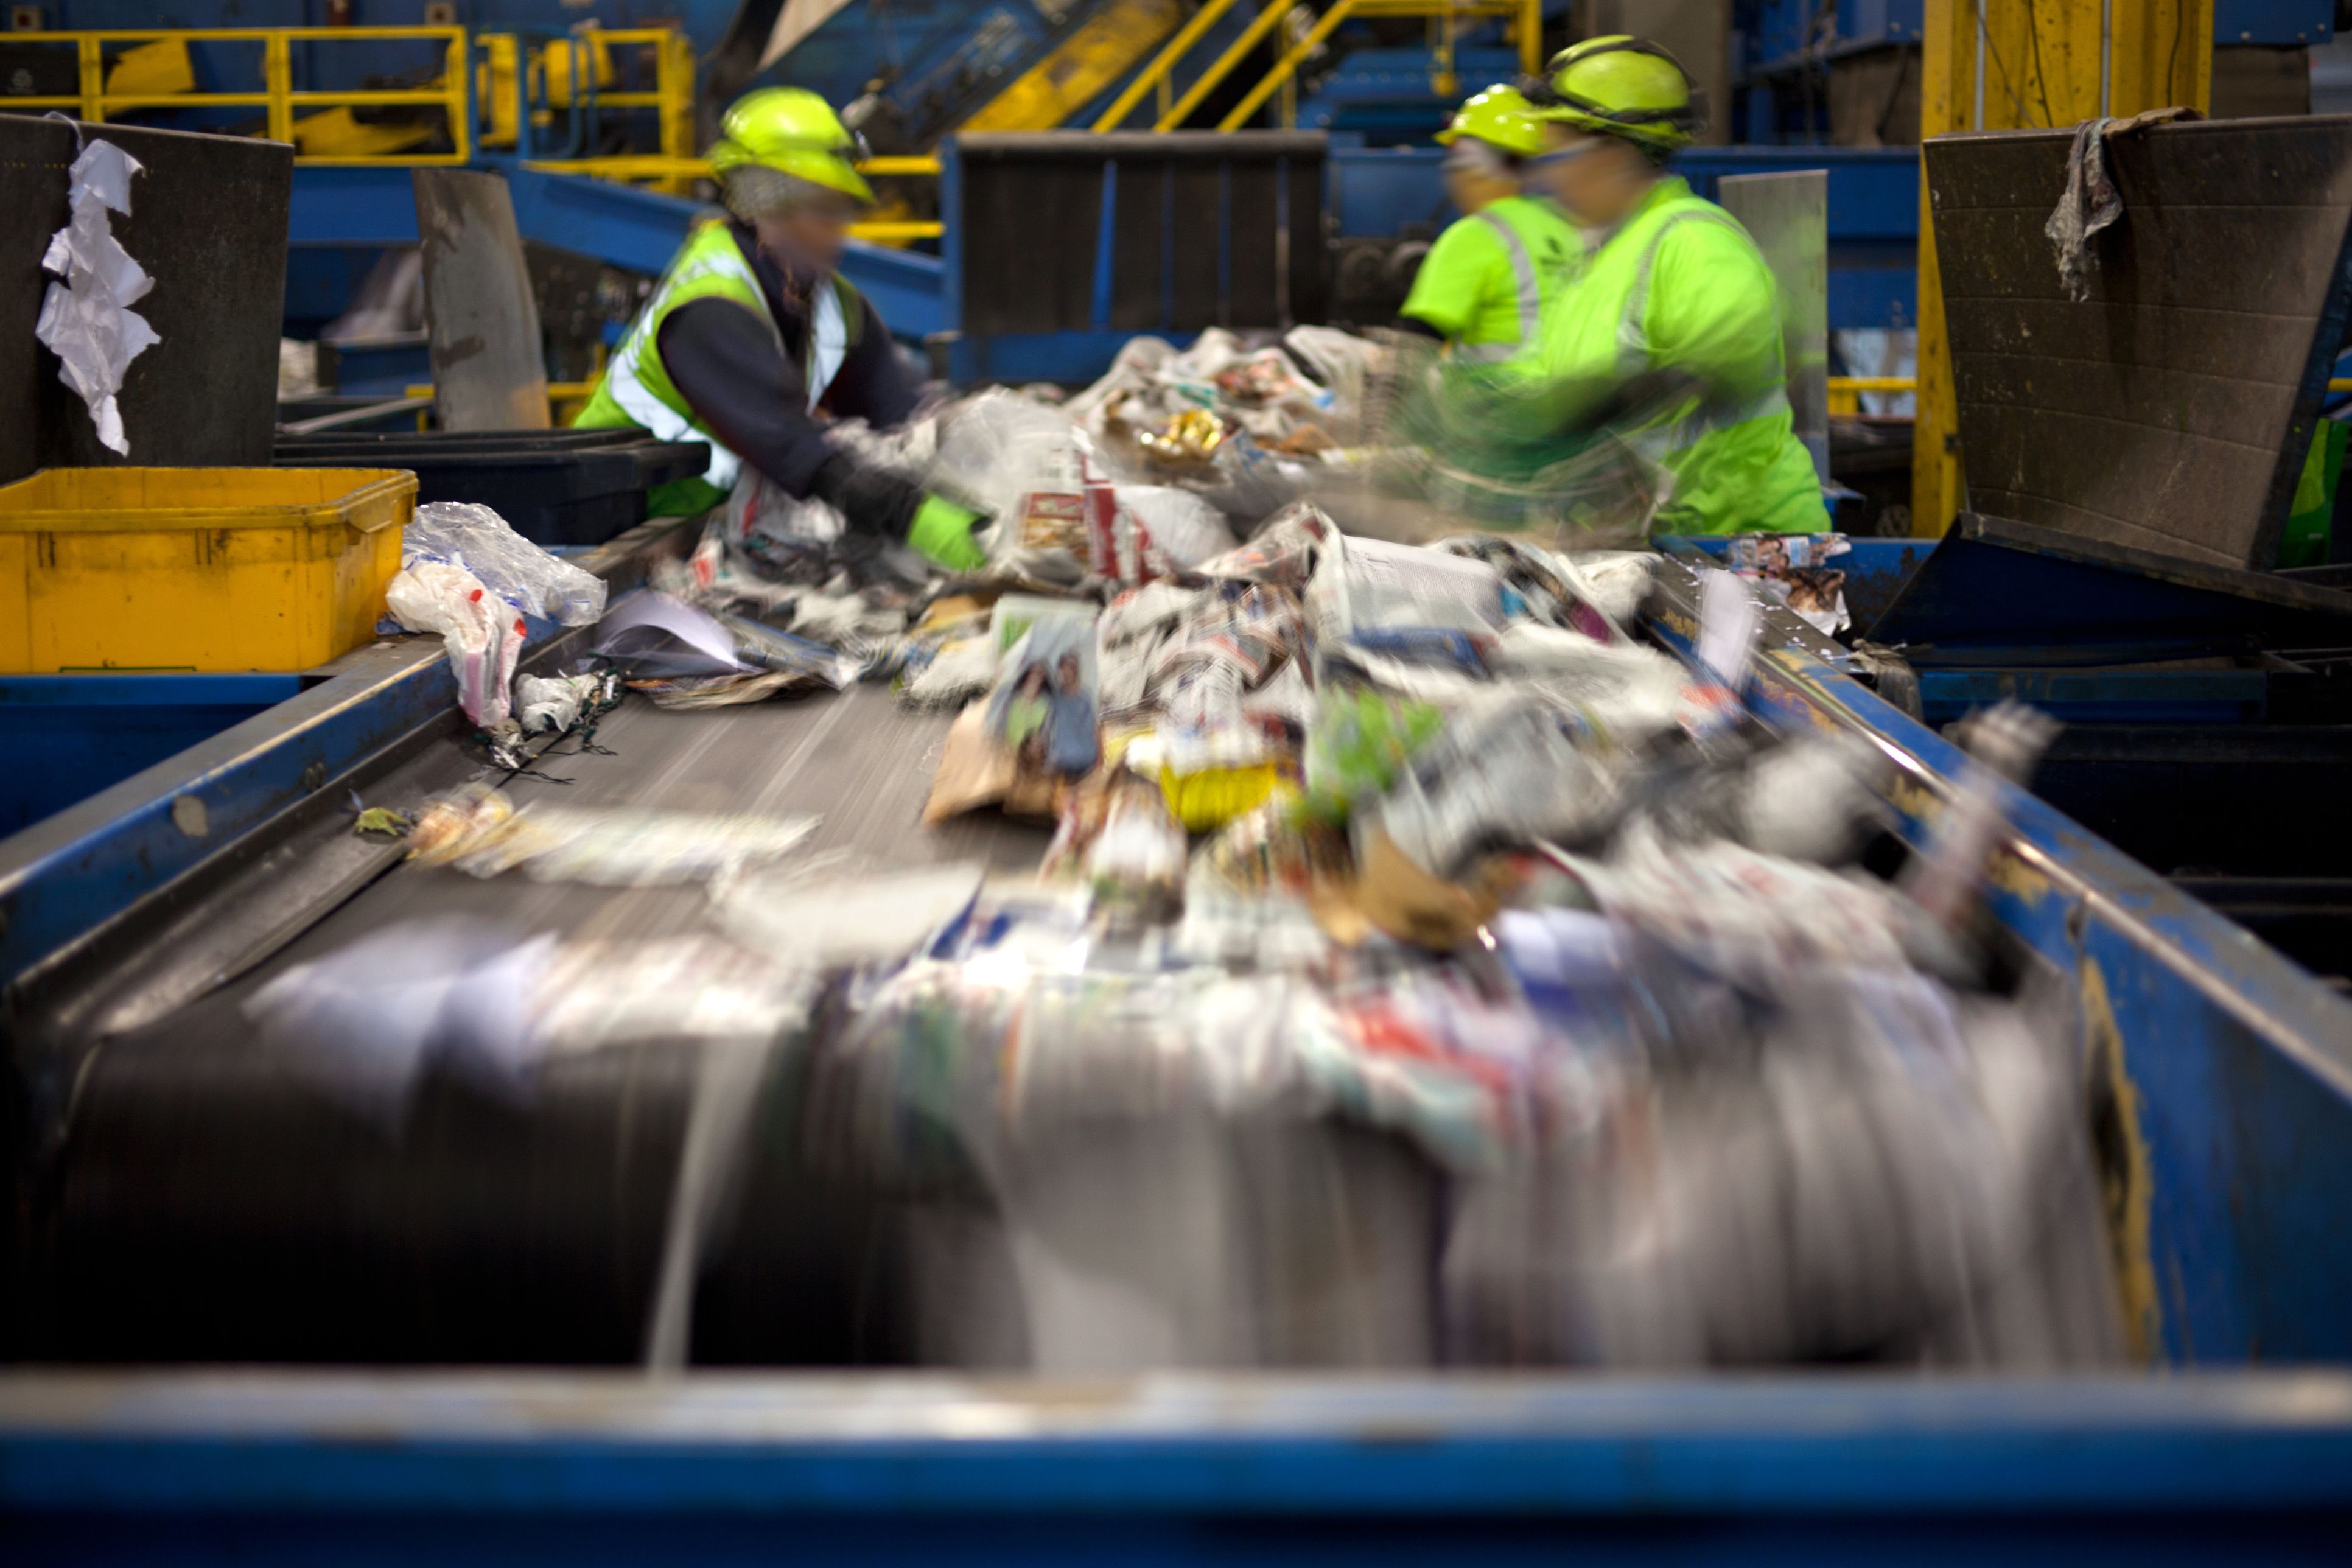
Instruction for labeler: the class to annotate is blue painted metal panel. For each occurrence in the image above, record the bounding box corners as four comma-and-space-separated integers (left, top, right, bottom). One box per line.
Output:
1650, 593, 2352, 1365
2214, 0, 2331, 44
500, 162, 706, 278
1914, 668, 2270, 726
1297, 44, 1522, 142
1675, 146, 1918, 241
1748, 0, 1925, 72
840, 239, 947, 341
324, 335, 432, 395
2, 1373, 2352, 1525
954, 327, 1195, 385
0, 644, 458, 996
287, 164, 419, 249
0, 675, 304, 838
289, 166, 942, 342
1745, 0, 2326, 78
1329, 145, 1457, 236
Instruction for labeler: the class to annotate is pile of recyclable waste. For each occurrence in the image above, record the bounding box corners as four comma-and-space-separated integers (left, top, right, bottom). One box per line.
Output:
214, 333, 2121, 1373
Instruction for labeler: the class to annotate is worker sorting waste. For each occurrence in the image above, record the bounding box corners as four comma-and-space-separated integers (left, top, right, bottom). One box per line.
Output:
575, 86, 989, 570
1396, 85, 1580, 363
1516, 36, 1829, 535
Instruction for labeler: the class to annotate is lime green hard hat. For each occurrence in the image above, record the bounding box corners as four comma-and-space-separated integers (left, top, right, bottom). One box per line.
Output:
1436, 84, 1549, 159
1529, 35, 1702, 152
708, 87, 873, 204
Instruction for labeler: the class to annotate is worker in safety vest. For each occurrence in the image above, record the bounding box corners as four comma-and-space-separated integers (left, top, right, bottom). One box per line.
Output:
1397, 85, 1580, 362
1521, 37, 1827, 535
576, 88, 987, 569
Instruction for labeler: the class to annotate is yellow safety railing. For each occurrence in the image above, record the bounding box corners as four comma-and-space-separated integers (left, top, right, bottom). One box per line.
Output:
2, 25, 936, 243
0, 27, 472, 164
1827, 375, 1917, 416
481, 26, 696, 189
1093, 0, 1544, 132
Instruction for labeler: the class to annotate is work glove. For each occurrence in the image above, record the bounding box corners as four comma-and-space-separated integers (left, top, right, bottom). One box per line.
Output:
810, 453, 989, 572
906, 493, 989, 573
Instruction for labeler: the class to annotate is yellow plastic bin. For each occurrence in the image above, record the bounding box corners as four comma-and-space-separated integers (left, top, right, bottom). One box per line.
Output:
0, 468, 415, 673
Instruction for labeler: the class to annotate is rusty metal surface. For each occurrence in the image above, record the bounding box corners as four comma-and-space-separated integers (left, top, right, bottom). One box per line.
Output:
1924, 117, 2352, 570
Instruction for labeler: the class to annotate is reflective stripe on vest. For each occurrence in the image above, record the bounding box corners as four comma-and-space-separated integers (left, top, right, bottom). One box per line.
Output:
1611, 205, 1793, 456
808, 279, 847, 410
601, 226, 852, 494
1468, 207, 1544, 358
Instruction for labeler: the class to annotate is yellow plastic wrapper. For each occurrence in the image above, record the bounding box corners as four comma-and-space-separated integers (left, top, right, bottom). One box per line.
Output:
1138, 407, 1228, 464
1157, 757, 1284, 833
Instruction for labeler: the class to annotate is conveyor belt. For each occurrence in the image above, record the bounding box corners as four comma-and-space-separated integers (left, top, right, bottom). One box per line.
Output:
28, 681, 1052, 1368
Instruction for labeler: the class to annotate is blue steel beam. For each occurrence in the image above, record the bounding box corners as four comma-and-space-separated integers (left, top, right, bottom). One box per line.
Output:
500, 163, 707, 276
1, 1371, 2350, 1525
0, 642, 457, 999
1743, 0, 2330, 77
289, 164, 945, 338
290, 163, 705, 275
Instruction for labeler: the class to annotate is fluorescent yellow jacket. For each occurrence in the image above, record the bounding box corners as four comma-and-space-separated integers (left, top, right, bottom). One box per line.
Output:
1535, 177, 1827, 535
1399, 195, 1581, 360
576, 220, 858, 517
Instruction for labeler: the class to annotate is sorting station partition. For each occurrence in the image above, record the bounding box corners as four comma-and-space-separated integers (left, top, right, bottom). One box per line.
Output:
942, 131, 1328, 385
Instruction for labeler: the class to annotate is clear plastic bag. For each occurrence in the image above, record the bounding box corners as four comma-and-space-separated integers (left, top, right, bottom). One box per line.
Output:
385, 559, 527, 726
404, 502, 607, 626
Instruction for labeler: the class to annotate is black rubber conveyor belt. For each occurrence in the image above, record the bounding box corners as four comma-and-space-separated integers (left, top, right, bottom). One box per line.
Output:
29, 683, 1050, 1367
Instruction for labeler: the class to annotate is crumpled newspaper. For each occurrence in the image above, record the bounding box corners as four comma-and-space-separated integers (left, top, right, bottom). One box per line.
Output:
35, 139, 158, 457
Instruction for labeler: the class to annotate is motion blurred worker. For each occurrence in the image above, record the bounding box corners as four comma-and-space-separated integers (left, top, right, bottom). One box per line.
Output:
576, 88, 987, 569
1397, 85, 1578, 362
1522, 37, 1827, 534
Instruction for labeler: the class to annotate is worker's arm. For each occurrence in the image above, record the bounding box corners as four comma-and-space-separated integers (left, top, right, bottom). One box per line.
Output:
1640, 221, 1788, 408
1396, 217, 1505, 341
657, 295, 840, 499
658, 295, 979, 567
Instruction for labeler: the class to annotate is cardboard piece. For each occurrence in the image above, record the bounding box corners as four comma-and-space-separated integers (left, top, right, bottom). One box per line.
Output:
923, 702, 1018, 824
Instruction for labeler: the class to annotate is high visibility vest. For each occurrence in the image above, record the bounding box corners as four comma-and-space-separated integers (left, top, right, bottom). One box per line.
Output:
1536, 177, 1827, 536
576, 220, 860, 517
1402, 194, 1578, 361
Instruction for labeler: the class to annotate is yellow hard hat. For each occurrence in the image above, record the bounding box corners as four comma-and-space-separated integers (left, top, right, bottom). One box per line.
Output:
707, 87, 873, 204
1435, 84, 1549, 159
1528, 35, 1702, 152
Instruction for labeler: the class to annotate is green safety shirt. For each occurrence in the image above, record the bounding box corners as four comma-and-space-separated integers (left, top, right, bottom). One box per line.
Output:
1399, 195, 1581, 360
1533, 177, 1827, 536
576, 219, 860, 517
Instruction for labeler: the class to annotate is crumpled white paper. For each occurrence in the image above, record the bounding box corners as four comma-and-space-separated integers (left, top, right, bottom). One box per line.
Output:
34, 139, 158, 457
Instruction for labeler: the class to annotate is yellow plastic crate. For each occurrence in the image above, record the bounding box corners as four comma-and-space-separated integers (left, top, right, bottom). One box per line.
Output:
0, 468, 415, 673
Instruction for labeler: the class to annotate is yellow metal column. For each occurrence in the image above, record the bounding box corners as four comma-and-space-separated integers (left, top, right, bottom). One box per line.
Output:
77, 35, 103, 122
264, 31, 296, 145
1911, 0, 2212, 539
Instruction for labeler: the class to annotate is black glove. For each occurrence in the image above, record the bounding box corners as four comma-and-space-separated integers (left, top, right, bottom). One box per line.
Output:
808, 452, 925, 542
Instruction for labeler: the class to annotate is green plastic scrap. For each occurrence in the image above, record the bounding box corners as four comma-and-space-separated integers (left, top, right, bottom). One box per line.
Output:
354, 806, 415, 839
1301, 688, 1445, 825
